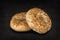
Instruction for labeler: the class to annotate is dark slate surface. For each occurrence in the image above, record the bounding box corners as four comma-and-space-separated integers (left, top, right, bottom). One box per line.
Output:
0, 0, 60, 40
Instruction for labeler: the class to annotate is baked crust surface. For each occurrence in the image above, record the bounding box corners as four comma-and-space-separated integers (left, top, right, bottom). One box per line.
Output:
26, 8, 52, 34
10, 12, 31, 32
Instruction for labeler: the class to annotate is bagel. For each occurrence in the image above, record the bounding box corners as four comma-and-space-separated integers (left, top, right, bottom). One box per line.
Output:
26, 8, 52, 34
10, 12, 31, 32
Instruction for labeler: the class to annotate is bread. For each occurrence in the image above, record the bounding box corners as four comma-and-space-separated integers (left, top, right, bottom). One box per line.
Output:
26, 8, 52, 34
10, 12, 31, 32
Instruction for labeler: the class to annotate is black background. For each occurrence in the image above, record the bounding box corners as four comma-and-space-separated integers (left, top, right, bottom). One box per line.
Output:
0, 0, 60, 40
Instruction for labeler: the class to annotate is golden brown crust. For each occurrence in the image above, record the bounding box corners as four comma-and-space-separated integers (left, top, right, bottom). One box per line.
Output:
10, 12, 31, 32
26, 8, 52, 34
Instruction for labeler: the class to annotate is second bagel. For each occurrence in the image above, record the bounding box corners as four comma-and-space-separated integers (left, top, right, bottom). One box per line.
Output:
10, 12, 31, 32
